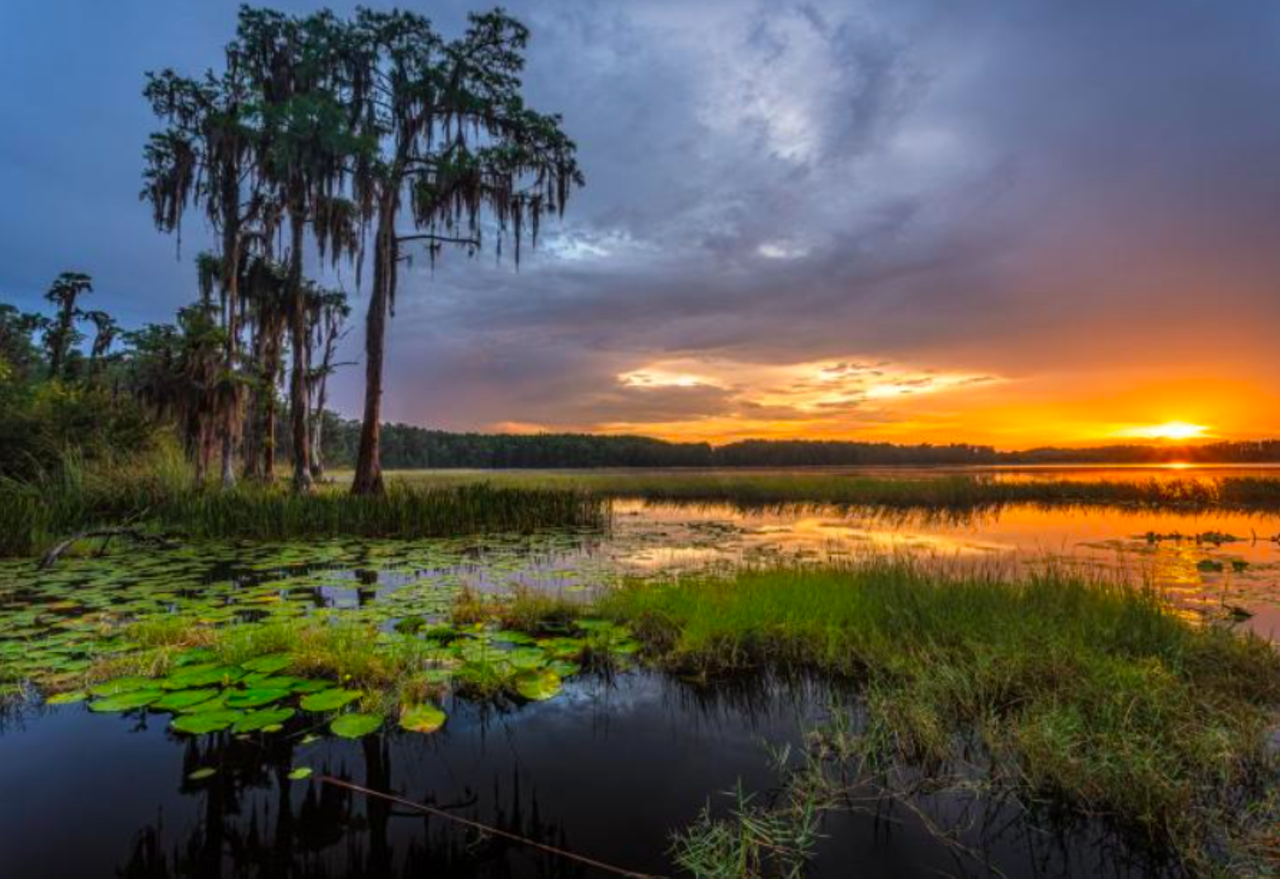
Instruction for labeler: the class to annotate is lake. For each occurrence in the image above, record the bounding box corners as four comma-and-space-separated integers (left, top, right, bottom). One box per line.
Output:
1, 464, 1276, 877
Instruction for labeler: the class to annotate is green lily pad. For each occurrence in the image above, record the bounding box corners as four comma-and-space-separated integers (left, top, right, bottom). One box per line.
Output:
171, 710, 245, 734
399, 703, 447, 734
46, 691, 88, 705
153, 689, 221, 711
163, 665, 244, 690
90, 676, 154, 697
287, 767, 313, 781
187, 767, 217, 781
506, 647, 547, 670
173, 648, 216, 667
300, 688, 362, 712
90, 689, 164, 712
547, 660, 581, 678
232, 707, 295, 733
224, 688, 290, 709
242, 654, 293, 674
513, 670, 562, 701
289, 679, 331, 694
178, 694, 229, 714
330, 713, 383, 739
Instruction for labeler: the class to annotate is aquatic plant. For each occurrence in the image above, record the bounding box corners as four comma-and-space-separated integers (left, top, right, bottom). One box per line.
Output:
0, 450, 608, 556
383, 468, 1280, 513
672, 780, 821, 879
601, 560, 1280, 870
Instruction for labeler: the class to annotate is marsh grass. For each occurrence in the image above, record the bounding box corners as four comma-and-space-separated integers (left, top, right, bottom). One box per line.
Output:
0, 449, 608, 556
598, 560, 1280, 870
450, 584, 583, 632
381, 468, 1280, 513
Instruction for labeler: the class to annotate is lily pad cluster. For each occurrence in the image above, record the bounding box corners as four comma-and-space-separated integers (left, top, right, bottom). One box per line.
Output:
72, 649, 437, 740
394, 617, 641, 702
0, 535, 616, 691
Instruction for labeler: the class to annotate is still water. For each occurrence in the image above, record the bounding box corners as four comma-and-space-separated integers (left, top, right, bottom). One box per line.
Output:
1, 466, 1277, 877
0, 673, 1174, 879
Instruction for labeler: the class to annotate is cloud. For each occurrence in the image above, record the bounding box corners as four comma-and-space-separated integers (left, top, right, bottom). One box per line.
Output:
4, 0, 1280, 444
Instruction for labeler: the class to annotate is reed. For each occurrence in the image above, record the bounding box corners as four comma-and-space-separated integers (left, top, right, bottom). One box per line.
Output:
599, 560, 1280, 869
380, 469, 1280, 512
0, 449, 608, 556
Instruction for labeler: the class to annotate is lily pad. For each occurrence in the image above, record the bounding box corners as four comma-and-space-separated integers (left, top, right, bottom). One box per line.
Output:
290, 679, 331, 694
547, 660, 581, 678
46, 691, 88, 705
163, 665, 244, 690
178, 694, 229, 714
173, 648, 216, 667
90, 689, 163, 712
171, 709, 245, 735
242, 654, 293, 674
187, 767, 217, 781
153, 689, 221, 711
287, 767, 313, 781
90, 676, 154, 697
232, 707, 295, 733
300, 688, 362, 712
330, 713, 383, 739
513, 670, 562, 701
399, 703, 447, 734
224, 688, 290, 709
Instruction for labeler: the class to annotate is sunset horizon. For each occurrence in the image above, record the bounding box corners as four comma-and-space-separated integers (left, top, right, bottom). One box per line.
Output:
3, 3, 1280, 874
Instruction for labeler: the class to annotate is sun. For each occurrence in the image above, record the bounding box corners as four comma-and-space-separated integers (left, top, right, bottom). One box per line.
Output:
1115, 421, 1211, 441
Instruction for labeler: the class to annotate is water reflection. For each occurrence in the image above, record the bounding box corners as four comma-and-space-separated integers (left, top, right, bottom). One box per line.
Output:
606, 500, 1280, 637
0, 672, 1177, 879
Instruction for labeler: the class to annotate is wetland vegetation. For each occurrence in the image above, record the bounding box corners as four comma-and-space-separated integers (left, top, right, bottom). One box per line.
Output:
1, 3, 1279, 878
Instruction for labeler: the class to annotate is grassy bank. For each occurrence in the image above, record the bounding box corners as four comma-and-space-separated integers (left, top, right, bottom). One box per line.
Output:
378, 468, 1280, 513
0, 451, 608, 557
597, 561, 1280, 871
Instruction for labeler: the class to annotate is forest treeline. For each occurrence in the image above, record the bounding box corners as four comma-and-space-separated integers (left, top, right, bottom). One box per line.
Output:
316, 420, 1280, 469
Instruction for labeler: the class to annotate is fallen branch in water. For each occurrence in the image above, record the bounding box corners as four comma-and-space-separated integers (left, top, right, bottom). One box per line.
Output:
38, 528, 176, 570
318, 775, 663, 878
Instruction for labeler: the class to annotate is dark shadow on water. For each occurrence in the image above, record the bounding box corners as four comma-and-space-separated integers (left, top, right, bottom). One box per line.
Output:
0, 670, 1182, 879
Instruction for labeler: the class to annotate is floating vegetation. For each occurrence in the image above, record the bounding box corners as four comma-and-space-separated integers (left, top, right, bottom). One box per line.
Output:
399, 703, 446, 734
330, 713, 382, 739
1144, 529, 1244, 544
8, 537, 640, 746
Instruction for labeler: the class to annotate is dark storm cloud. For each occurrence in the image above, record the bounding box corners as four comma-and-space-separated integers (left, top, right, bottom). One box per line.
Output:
3, 0, 1279, 433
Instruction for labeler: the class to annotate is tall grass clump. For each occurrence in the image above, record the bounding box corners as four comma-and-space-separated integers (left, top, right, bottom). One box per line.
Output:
166, 482, 607, 541
0, 446, 607, 556
386, 469, 1280, 513
0, 443, 192, 555
599, 560, 1280, 869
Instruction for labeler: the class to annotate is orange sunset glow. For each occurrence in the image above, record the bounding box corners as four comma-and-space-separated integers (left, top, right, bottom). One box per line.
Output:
496, 358, 1276, 449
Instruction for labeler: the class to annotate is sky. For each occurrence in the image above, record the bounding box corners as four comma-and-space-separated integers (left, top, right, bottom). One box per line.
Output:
3, 0, 1280, 449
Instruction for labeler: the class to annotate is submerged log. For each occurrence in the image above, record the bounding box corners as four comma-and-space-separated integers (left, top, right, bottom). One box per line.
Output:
38, 528, 176, 570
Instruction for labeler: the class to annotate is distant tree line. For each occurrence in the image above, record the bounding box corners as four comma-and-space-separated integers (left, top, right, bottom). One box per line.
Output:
313, 420, 1280, 469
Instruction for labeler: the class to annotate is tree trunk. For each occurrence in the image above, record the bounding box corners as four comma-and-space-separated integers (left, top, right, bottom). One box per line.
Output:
220, 221, 242, 488
262, 335, 279, 483
352, 203, 394, 496
310, 373, 327, 481
287, 207, 312, 493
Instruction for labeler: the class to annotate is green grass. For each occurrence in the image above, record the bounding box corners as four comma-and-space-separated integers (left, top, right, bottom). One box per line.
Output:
597, 560, 1280, 870
0, 450, 609, 556
375, 468, 1280, 513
